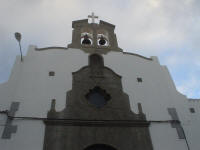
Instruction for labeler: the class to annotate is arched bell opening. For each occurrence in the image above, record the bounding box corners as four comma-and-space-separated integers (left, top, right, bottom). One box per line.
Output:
80, 27, 93, 46
98, 35, 108, 46
84, 144, 117, 150
97, 29, 109, 47
81, 33, 93, 45
97, 34, 109, 46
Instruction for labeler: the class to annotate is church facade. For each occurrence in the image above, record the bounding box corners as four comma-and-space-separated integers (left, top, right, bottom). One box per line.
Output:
0, 15, 200, 150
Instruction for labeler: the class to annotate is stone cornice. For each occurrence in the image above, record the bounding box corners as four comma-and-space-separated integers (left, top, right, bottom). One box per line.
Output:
34, 47, 152, 61
35, 47, 68, 51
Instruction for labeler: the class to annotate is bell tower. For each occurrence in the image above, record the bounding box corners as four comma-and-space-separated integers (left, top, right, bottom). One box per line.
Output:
68, 13, 122, 52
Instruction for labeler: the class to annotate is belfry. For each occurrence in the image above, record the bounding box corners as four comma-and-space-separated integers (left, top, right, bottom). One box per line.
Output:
68, 13, 122, 52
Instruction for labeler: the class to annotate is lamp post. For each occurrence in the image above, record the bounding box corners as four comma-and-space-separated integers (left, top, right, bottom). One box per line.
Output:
14, 32, 23, 62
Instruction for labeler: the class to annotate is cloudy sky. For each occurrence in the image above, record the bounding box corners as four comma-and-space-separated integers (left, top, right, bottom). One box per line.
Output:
0, 0, 200, 98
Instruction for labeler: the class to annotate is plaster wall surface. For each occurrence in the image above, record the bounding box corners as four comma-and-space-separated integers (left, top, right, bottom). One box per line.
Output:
0, 46, 199, 150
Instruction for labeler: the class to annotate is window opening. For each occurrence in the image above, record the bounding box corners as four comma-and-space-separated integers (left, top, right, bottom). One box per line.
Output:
137, 77, 142, 82
85, 87, 111, 108
190, 108, 195, 113
49, 71, 55, 76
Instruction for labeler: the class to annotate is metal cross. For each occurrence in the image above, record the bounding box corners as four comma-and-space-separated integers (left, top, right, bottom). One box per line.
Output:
88, 12, 98, 23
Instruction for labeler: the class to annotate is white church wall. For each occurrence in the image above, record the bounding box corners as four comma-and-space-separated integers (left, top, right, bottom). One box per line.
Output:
104, 52, 190, 150
0, 46, 89, 150
0, 46, 199, 150
185, 99, 200, 150
0, 121, 44, 150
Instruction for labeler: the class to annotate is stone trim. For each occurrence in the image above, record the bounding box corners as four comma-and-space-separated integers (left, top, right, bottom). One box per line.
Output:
99, 20, 115, 28
70, 47, 123, 54
188, 98, 200, 102
34, 46, 152, 61
72, 66, 122, 79
123, 52, 153, 61
35, 47, 68, 51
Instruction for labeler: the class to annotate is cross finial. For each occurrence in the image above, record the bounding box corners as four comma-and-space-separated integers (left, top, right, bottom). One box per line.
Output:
88, 12, 98, 23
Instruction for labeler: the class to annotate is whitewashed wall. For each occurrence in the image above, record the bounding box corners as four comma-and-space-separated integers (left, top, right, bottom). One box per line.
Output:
0, 46, 199, 150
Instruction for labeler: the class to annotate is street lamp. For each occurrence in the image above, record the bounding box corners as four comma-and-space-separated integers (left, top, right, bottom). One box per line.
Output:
14, 32, 23, 62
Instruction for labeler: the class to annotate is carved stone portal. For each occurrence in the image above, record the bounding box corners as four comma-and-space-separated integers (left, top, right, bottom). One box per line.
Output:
43, 54, 153, 150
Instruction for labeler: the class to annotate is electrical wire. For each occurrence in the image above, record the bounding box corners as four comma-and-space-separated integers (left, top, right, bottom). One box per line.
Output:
0, 111, 180, 123
0, 111, 190, 150
8, 115, 179, 123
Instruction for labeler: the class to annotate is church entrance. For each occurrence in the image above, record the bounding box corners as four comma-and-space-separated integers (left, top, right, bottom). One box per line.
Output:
84, 144, 116, 150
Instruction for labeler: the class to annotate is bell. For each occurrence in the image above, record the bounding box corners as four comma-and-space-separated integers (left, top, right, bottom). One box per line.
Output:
99, 37, 106, 46
82, 35, 91, 45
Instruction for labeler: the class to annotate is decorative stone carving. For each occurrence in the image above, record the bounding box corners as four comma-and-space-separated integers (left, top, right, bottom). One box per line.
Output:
85, 86, 111, 108
43, 54, 153, 150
